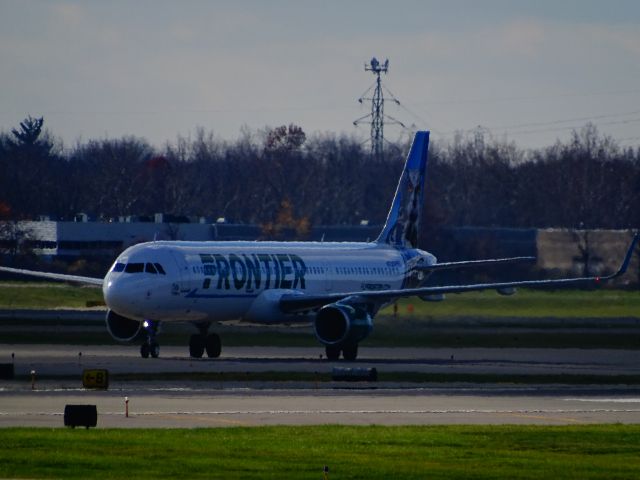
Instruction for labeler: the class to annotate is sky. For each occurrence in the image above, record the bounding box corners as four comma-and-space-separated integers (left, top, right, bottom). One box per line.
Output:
1, 0, 640, 150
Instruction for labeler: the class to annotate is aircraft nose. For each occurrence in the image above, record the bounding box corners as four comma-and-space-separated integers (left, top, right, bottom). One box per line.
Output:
103, 274, 133, 312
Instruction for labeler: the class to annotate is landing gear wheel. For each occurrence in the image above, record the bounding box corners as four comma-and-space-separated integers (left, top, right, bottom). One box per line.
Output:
342, 343, 358, 361
141, 320, 160, 359
189, 334, 205, 358
205, 334, 221, 358
325, 345, 340, 361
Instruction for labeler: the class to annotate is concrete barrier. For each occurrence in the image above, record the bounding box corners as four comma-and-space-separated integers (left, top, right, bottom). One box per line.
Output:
331, 367, 377, 382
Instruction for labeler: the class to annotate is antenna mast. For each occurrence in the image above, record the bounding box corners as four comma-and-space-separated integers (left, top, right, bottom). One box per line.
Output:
354, 57, 405, 160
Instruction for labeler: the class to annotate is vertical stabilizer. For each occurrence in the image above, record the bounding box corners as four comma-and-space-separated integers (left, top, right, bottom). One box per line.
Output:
376, 131, 430, 249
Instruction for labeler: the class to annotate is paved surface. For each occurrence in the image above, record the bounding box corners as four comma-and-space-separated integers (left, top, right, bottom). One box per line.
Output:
1, 344, 639, 427
1, 384, 640, 427
2, 344, 640, 376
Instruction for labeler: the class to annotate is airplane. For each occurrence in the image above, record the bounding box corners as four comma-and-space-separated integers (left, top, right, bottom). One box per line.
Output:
0, 131, 637, 360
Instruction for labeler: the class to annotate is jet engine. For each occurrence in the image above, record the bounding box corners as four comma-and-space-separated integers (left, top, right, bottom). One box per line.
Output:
106, 310, 144, 342
313, 303, 373, 346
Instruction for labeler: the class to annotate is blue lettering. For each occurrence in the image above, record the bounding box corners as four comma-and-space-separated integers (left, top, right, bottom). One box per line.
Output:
229, 254, 246, 290
277, 254, 292, 289
213, 254, 230, 290
290, 254, 306, 289
242, 254, 261, 291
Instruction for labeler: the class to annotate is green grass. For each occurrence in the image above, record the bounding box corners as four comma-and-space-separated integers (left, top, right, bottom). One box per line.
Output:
382, 289, 640, 318
0, 426, 638, 479
0, 282, 638, 318
0, 281, 103, 309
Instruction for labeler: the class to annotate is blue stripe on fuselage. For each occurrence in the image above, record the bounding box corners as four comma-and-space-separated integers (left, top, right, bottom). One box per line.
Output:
184, 289, 259, 299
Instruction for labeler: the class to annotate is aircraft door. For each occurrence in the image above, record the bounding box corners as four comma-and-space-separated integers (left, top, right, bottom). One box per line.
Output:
169, 250, 190, 297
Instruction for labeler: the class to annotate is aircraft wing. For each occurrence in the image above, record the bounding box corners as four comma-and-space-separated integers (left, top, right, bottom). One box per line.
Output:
0, 266, 104, 286
280, 233, 639, 314
413, 256, 536, 272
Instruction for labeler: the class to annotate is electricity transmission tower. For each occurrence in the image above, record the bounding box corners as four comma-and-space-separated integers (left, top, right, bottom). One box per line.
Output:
353, 57, 405, 160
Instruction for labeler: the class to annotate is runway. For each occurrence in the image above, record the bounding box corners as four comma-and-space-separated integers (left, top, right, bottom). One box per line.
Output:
1, 344, 640, 427
2, 344, 640, 376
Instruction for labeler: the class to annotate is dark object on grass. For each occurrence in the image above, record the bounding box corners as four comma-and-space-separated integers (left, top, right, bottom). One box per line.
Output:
0, 363, 14, 379
64, 405, 97, 429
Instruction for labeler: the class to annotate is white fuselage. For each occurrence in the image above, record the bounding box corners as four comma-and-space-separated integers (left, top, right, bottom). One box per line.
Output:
102, 240, 435, 324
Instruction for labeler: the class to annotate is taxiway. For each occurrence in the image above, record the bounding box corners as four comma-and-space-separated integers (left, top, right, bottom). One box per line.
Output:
1, 344, 639, 427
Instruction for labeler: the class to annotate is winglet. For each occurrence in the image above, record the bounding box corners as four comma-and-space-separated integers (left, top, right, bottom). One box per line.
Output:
606, 232, 639, 279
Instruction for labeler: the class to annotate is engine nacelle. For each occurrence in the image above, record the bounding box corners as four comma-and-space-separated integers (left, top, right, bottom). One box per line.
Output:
313, 303, 373, 346
497, 287, 517, 296
106, 310, 144, 342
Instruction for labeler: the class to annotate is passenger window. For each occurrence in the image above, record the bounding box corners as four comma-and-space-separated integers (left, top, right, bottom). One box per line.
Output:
203, 278, 211, 289
154, 263, 166, 275
112, 263, 125, 272
125, 263, 144, 273
145, 263, 158, 274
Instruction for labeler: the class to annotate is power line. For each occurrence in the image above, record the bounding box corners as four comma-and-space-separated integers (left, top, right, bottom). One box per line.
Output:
434, 109, 640, 139
499, 117, 640, 136
491, 110, 640, 132
406, 88, 640, 107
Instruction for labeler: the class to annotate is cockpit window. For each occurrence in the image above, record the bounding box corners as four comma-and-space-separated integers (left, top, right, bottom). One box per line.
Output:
124, 262, 144, 273
145, 263, 158, 274
119, 261, 165, 274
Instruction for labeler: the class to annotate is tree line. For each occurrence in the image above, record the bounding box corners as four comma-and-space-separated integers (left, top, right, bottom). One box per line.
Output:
0, 117, 639, 240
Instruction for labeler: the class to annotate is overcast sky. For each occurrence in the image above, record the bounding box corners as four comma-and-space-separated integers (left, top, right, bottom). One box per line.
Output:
1, 0, 639, 149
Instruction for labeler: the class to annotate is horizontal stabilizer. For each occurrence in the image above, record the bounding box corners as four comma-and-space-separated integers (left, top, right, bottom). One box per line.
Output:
414, 256, 536, 272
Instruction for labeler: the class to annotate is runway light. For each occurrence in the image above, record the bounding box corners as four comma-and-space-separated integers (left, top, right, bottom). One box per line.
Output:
143, 321, 150, 329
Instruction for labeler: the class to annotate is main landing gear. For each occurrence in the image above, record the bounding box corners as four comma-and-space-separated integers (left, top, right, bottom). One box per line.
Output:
140, 320, 160, 359
325, 342, 358, 361
189, 322, 222, 358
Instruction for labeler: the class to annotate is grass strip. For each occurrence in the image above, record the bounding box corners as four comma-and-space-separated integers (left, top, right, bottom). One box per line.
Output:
1, 282, 639, 318
387, 289, 640, 318
0, 282, 103, 309
0, 425, 639, 479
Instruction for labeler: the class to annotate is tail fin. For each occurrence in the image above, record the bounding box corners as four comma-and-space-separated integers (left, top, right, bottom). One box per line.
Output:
376, 131, 430, 249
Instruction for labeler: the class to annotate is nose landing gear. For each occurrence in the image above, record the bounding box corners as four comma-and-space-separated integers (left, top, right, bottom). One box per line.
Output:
140, 320, 160, 358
